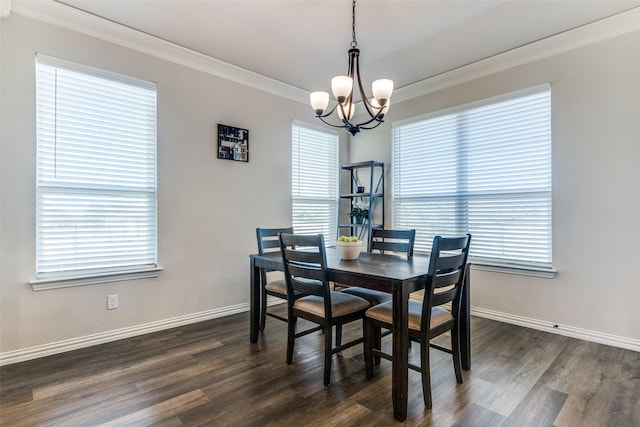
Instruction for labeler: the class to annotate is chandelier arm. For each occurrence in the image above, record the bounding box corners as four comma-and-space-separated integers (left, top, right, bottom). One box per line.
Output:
316, 102, 340, 119
353, 54, 380, 120
358, 119, 385, 131
350, 114, 384, 129
317, 115, 352, 130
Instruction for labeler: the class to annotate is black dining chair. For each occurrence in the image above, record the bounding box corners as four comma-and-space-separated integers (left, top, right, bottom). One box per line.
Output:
256, 227, 294, 331
340, 229, 416, 305
363, 234, 471, 409
279, 232, 371, 386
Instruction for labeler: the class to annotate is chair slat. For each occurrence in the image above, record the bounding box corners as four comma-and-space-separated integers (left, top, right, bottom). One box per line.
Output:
433, 269, 462, 289
370, 229, 416, 258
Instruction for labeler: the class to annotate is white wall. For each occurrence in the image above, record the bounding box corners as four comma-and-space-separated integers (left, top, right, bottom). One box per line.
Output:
350, 31, 640, 347
0, 13, 335, 357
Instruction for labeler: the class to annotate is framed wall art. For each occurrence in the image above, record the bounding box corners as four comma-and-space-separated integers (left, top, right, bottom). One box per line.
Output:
217, 124, 249, 162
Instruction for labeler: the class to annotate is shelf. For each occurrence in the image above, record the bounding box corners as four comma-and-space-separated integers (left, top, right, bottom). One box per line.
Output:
338, 223, 382, 228
340, 160, 384, 171
337, 161, 385, 251
340, 193, 383, 198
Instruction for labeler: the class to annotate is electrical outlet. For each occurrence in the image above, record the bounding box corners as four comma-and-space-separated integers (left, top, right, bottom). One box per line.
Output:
107, 294, 118, 310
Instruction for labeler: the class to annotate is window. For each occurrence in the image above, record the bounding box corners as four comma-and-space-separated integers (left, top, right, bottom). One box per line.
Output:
291, 123, 339, 245
392, 85, 552, 270
34, 54, 158, 287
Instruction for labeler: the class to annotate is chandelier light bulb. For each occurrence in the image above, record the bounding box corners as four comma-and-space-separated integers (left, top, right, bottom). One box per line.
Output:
372, 79, 393, 104
337, 102, 355, 120
310, 91, 330, 115
370, 98, 390, 116
331, 76, 353, 103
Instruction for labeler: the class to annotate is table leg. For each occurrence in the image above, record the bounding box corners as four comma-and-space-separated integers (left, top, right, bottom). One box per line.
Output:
250, 256, 260, 343
461, 264, 471, 370
391, 281, 409, 421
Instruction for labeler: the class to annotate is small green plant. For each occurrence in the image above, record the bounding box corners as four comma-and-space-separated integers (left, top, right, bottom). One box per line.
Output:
349, 199, 369, 223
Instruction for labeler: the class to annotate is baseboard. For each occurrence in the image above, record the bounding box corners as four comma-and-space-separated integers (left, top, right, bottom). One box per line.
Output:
471, 306, 640, 353
0, 302, 248, 366
3, 302, 637, 366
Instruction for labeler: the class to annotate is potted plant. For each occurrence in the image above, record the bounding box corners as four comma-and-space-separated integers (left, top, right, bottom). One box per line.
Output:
349, 199, 369, 224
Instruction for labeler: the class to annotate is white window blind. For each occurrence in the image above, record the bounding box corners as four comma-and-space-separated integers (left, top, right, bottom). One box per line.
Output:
291, 123, 338, 245
35, 55, 158, 280
392, 86, 552, 269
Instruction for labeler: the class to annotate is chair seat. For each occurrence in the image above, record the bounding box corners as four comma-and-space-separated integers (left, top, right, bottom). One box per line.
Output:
294, 292, 370, 318
365, 300, 452, 331
340, 287, 392, 305
264, 278, 287, 295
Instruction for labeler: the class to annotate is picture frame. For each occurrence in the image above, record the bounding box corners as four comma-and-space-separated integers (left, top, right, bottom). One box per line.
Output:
217, 124, 249, 162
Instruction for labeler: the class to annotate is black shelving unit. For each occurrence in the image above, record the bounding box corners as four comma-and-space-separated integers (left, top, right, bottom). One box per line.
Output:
337, 161, 385, 251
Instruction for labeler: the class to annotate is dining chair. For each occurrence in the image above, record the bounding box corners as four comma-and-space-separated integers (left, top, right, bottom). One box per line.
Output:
256, 227, 294, 331
363, 233, 471, 409
340, 229, 416, 305
279, 232, 371, 386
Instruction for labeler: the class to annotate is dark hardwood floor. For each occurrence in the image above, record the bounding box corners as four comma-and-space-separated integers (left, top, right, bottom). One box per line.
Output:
1, 305, 639, 426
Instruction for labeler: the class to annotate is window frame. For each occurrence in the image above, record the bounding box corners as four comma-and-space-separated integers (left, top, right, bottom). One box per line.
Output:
31, 54, 160, 290
391, 85, 555, 277
291, 121, 339, 246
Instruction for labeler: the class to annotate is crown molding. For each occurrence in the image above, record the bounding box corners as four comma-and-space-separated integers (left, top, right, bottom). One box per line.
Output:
8, 1, 640, 107
0, 0, 10, 18
392, 6, 640, 104
10, 0, 308, 104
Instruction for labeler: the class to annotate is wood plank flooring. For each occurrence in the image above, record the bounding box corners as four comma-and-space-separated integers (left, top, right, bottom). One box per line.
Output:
1, 306, 639, 426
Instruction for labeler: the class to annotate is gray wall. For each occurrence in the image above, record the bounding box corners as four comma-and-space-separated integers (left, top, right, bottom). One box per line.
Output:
1, 11, 639, 360
0, 13, 348, 356
350, 30, 640, 346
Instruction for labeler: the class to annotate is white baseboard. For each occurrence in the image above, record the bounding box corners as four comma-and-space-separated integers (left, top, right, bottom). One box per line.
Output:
471, 306, 640, 353
0, 302, 248, 366
2, 302, 637, 366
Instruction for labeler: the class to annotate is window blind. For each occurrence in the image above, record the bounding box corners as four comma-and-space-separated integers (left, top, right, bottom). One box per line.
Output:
36, 55, 157, 279
291, 123, 339, 245
392, 86, 552, 268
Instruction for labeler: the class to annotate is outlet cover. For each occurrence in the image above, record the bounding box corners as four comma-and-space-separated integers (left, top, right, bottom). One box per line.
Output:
107, 294, 118, 310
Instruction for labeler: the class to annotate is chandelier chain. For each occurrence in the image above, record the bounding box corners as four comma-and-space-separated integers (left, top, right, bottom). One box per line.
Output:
351, 0, 357, 48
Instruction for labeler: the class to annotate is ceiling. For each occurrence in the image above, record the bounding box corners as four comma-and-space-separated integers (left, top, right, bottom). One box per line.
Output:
56, 0, 640, 94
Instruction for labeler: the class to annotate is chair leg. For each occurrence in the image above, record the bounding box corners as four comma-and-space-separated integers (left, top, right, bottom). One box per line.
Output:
420, 338, 433, 409
287, 316, 297, 365
451, 324, 463, 384
364, 318, 374, 380
335, 324, 342, 347
260, 286, 267, 332
324, 325, 333, 386
374, 326, 382, 366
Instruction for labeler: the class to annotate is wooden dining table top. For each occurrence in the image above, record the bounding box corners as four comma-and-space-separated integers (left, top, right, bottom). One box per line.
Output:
252, 247, 432, 293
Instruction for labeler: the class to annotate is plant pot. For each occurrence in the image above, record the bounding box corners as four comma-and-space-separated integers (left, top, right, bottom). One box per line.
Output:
335, 240, 362, 260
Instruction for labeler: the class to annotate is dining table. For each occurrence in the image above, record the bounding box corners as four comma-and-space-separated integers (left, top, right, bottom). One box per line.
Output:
249, 247, 471, 422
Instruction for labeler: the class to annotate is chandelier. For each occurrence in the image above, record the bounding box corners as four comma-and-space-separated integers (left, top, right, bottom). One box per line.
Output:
309, 0, 393, 136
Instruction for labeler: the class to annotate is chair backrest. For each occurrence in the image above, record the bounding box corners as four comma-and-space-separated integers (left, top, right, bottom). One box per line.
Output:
369, 229, 416, 259
421, 234, 471, 329
256, 226, 294, 255
257, 227, 294, 288
279, 233, 332, 310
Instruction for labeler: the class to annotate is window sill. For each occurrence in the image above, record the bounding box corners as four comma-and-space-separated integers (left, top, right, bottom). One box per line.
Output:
470, 262, 556, 279
29, 267, 163, 291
